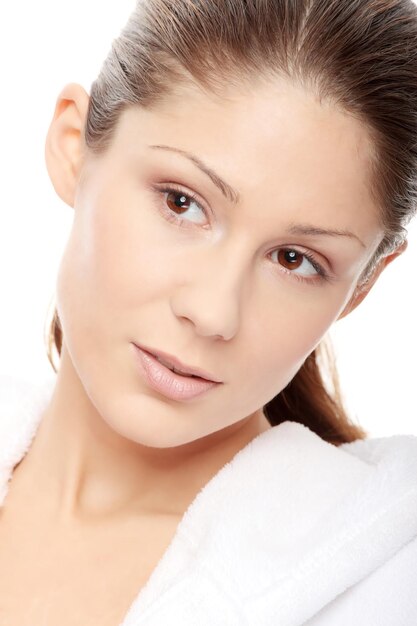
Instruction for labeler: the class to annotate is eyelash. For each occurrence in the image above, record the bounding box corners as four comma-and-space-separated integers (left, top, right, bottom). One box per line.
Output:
152, 183, 334, 286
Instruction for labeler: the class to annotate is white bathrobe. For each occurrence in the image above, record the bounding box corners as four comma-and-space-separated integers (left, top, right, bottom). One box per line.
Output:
0, 373, 416, 625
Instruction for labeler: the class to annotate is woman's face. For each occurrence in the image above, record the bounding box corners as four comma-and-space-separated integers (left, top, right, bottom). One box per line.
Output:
49, 79, 386, 448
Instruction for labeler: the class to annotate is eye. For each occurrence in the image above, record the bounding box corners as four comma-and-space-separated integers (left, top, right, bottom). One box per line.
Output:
268, 248, 331, 285
152, 183, 335, 286
154, 183, 209, 227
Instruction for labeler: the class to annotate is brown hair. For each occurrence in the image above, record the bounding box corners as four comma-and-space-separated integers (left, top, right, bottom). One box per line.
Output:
46, 0, 417, 445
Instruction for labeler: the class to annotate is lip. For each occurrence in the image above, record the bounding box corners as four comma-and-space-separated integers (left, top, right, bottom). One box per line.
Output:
133, 342, 222, 383
132, 344, 222, 401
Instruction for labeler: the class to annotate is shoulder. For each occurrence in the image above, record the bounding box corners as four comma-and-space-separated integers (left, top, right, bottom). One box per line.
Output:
340, 430, 417, 460
0, 373, 55, 437
303, 431, 417, 625
304, 531, 417, 625
0, 373, 55, 498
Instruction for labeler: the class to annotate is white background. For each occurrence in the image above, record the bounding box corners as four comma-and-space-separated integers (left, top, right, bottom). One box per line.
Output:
0, 0, 415, 437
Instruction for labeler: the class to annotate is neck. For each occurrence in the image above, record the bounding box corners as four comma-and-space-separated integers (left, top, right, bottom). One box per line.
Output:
8, 346, 271, 525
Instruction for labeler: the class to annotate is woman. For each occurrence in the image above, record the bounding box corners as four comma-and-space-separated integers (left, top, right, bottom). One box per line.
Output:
0, 0, 416, 624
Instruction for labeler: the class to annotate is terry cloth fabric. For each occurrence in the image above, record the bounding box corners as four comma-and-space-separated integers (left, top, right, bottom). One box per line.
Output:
0, 374, 416, 625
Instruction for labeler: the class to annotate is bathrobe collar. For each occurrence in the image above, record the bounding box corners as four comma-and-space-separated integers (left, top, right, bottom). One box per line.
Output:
1, 374, 416, 625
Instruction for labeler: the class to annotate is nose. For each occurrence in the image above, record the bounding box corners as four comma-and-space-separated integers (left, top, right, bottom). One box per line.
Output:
170, 245, 252, 340
171, 279, 241, 340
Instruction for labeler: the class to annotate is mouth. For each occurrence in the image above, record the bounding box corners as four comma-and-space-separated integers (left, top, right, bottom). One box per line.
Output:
152, 355, 200, 378
133, 343, 222, 384
132, 343, 222, 401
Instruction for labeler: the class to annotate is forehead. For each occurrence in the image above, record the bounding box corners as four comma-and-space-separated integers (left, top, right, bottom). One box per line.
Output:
113, 79, 381, 238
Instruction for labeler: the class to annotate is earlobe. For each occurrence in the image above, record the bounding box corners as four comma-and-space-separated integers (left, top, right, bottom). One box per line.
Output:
337, 239, 408, 321
337, 281, 374, 321
44, 82, 90, 208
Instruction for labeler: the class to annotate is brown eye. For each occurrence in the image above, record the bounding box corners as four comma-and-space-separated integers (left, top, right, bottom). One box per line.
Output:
269, 247, 328, 283
165, 190, 192, 215
278, 249, 304, 271
156, 184, 209, 227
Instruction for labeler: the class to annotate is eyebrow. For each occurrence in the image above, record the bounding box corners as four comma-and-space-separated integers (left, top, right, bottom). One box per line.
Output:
148, 144, 366, 249
286, 223, 366, 249
148, 144, 240, 204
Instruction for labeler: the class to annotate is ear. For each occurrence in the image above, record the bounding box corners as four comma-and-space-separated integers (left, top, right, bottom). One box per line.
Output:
337, 239, 408, 321
44, 82, 90, 208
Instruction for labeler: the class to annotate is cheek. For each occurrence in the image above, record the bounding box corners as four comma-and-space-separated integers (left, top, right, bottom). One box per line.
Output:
241, 294, 345, 404
55, 222, 102, 360
56, 185, 183, 346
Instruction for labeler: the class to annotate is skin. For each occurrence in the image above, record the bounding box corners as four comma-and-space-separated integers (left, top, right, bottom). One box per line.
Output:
5, 79, 407, 528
